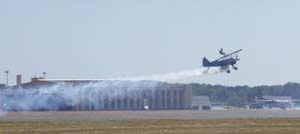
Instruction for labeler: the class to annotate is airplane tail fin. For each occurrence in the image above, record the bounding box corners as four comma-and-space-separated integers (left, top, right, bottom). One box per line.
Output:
202, 57, 211, 66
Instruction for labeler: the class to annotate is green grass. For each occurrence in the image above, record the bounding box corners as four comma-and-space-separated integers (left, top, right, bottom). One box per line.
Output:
1, 118, 300, 134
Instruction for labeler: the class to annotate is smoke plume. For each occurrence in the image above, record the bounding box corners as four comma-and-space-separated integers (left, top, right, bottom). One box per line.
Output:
115, 67, 226, 81
0, 67, 225, 114
0, 81, 160, 112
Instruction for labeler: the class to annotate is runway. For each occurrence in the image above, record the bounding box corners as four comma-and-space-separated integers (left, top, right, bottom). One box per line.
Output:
1, 110, 300, 122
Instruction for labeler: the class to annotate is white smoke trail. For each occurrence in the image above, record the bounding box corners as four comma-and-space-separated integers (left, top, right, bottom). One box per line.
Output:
115, 67, 226, 81
0, 67, 226, 113
0, 81, 160, 112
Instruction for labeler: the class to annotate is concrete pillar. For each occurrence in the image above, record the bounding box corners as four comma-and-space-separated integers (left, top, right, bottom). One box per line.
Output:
170, 89, 175, 109
136, 92, 140, 110
166, 90, 170, 109
140, 91, 144, 110
125, 95, 129, 110
114, 97, 118, 110
87, 91, 91, 110
119, 96, 124, 110
157, 89, 161, 109
175, 89, 180, 109
183, 88, 187, 109
108, 96, 112, 110
179, 89, 184, 109
123, 89, 128, 110
137, 91, 142, 110
161, 90, 165, 109
79, 90, 84, 110
98, 93, 104, 110
151, 90, 156, 110
183, 86, 192, 109
16, 75, 22, 86
188, 86, 192, 109
132, 93, 137, 110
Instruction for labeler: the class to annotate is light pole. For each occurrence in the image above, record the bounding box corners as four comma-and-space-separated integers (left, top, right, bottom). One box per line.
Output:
4, 70, 8, 86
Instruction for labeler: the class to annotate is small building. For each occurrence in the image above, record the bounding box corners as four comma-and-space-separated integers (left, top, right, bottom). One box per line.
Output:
191, 96, 211, 110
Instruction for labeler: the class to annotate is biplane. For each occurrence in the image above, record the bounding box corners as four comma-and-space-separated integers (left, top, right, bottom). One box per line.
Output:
203, 48, 242, 73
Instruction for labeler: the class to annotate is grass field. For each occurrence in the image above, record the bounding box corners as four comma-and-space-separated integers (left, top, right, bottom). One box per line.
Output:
1, 118, 300, 134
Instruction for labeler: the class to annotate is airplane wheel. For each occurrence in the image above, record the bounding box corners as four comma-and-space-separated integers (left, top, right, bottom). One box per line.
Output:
226, 70, 230, 73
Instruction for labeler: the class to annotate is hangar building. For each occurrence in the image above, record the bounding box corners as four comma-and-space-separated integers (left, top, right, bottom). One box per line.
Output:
3, 77, 192, 111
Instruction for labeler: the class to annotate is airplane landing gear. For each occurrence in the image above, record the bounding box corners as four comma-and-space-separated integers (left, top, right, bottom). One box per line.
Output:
232, 64, 238, 70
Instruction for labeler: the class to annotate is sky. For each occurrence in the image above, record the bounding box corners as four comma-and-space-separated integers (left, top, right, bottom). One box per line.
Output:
0, 0, 300, 86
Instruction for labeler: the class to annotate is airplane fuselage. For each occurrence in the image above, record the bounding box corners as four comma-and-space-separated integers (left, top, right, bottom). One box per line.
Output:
203, 58, 238, 67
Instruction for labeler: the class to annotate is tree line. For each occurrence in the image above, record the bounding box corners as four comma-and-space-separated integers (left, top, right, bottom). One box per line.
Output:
190, 82, 300, 107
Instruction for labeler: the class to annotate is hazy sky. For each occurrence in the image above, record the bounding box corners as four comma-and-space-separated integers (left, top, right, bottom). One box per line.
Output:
1, 0, 300, 86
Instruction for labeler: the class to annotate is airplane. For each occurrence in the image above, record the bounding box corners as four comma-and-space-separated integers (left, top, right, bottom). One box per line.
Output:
203, 48, 243, 73
255, 98, 299, 110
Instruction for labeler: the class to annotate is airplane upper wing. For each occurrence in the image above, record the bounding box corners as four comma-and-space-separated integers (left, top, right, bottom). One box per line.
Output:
215, 49, 243, 61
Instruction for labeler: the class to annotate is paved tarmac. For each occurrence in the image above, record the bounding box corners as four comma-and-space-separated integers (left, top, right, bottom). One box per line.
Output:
1, 110, 300, 122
